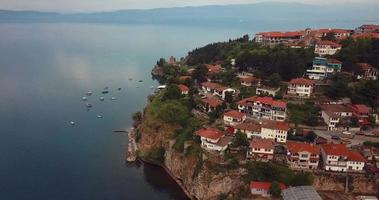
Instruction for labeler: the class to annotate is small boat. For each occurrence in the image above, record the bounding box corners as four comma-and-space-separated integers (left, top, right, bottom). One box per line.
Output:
70, 121, 75, 125
104, 86, 109, 90
102, 90, 109, 94
128, 78, 132, 80
136, 86, 139, 88
111, 97, 117, 100
157, 85, 167, 89
86, 103, 92, 108
99, 97, 105, 101
138, 80, 143, 82
118, 88, 122, 91
86, 91, 92, 96
86, 108, 90, 112
97, 115, 103, 118
82, 97, 87, 101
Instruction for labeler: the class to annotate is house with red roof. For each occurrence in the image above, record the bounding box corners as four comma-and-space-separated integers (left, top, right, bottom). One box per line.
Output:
178, 84, 189, 95
206, 64, 224, 75
250, 181, 287, 197
201, 82, 236, 100
287, 78, 314, 98
286, 141, 320, 170
247, 138, 275, 161
315, 40, 342, 56
237, 96, 287, 121
356, 63, 378, 80
195, 128, 231, 153
260, 120, 290, 143
306, 57, 343, 80
234, 121, 262, 139
256, 85, 281, 97
321, 104, 353, 131
321, 144, 366, 172
351, 104, 371, 126
200, 97, 223, 113
254, 31, 304, 46
223, 110, 246, 126
354, 24, 379, 34
240, 76, 261, 87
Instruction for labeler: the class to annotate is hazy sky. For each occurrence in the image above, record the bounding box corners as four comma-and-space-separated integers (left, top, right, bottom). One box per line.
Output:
1, 0, 379, 12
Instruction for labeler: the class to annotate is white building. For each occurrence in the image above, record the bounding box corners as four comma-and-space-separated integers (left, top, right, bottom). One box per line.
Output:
234, 121, 262, 139
321, 104, 353, 131
237, 96, 287, 121
356, 63, 378, 80
306, 57, 343, 80
260, 120, 290, 143
287, 78, 314, 98
247, 138, 275, 161
223, 110, 247, 126
286, 141, 320, 170
195, 128, 231, 153
256, 86, 280, 97
321, 144, 365, 172
201, 82, 236, 100
178, 84, 189, 95
315, 40, 342, 56
251, 181, 287, 197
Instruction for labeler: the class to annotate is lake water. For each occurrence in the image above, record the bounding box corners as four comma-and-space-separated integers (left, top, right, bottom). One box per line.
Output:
0, 20, 377, 200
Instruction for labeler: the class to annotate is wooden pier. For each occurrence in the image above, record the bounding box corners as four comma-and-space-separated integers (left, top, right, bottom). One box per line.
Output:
126, 128, 137, 162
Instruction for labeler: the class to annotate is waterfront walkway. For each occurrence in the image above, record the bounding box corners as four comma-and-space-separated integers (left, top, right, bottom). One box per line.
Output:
127, 128, 137, 162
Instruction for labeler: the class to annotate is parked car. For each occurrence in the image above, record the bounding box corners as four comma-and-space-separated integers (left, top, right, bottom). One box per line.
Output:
331, 135, 341, 140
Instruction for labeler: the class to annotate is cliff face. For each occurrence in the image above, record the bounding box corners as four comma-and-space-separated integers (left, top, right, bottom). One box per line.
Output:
137, 108, 245, 200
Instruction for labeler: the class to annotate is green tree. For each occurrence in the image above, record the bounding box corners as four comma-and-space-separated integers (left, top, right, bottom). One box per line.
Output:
192, 64, 208, 83
266, 73, 282, 87
158, 101, 190, 125
132, 111, 142, 127
231, 131, 249, 147
224, 91, 234, 104
163, 84, 181, 100
305, 131, 317, 143
269, 181, 282, 197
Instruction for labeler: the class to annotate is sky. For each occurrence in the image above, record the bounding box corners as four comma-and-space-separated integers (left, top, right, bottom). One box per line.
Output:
1, 0, 379, 12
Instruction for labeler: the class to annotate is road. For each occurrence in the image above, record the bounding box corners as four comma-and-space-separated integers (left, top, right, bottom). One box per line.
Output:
314, 129, 379, 147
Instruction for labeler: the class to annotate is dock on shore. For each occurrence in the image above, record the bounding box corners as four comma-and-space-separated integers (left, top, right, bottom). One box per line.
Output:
126, 128, 137, 162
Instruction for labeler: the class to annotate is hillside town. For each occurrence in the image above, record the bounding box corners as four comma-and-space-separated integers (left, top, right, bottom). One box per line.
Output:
146, 24, 379, 200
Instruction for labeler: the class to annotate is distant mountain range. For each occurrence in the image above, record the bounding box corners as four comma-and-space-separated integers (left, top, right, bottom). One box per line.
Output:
1, 2, 379, 25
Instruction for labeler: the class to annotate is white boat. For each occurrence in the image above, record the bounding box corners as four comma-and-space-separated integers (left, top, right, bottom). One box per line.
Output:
70, 121, 75, 125
111, 97, 117, 100
86, 91, 92, 96
97, 115, 103, 118
157, 85, 166, 89
82, 97, 87, 101
86, 103, 92, 108
99, 97, 105, 101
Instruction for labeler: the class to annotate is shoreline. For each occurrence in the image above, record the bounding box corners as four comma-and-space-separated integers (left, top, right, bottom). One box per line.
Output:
138, 157, 195, 200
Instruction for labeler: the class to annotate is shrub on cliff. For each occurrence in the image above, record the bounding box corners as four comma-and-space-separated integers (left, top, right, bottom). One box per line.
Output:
269, 181, 282, 197
144, 147, 166, 163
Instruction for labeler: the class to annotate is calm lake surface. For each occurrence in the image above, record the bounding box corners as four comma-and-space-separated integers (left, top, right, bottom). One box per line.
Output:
0, 20, 376, 200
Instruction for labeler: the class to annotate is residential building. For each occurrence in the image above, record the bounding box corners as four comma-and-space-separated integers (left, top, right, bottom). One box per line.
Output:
234, 121, 262, 139
314, 40, 342, 56
321, 104, 353, 131
223, 110, 247, 126
287, 78, 314, 98
354, 24, 379, 34
321, 144, 365, 172
281, 186, 322, 200
351, 104, 371, 126
240, 76, 261, 87
178, 84, 189, 95
254, 31, 304, 45
195, 128, 231, 153
206, 64, 224, 75
200, 97, 222, 113
286, 141, 320, 170
356, 63, 378, 80
306, 57, 342, 80
260, 120, 290, 143
247, 138, 275, 161
201, 82, 236, 100
238, 96, 287, 121
316, 28, 351, 39
352, 32, 379, 40
251, 181, 287, 197
256, 85, 280, 97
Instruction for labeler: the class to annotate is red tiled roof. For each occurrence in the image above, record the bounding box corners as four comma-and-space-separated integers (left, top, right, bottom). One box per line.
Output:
178, 84, 189, 92
357, 63, 375, 71
321, 104, 352, 114
352, 33, 379, 39
179, 76, 191, 80
321, 143, 349, 157
240, 76, 258, 83
224, 110, 246, 120
201, 82, 227, 91
347, 151, 366, 162
352, 104, 370, 114
290, 78, 314, 86
257, 31, 303, 38
238, 96, 287, 108
287, 141, 320, 154
250, 138, 275, 149
317, 40, 342, 48
207, 64, 223, 74
327, 58, 342, 64
201, 97, 222, 108
359, 24, 379, 31
235, 122, 261, 132
250, 181, 287, 191
195, 128, 224, 140
261, 120, 290, 131
316, 28, 350, 34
